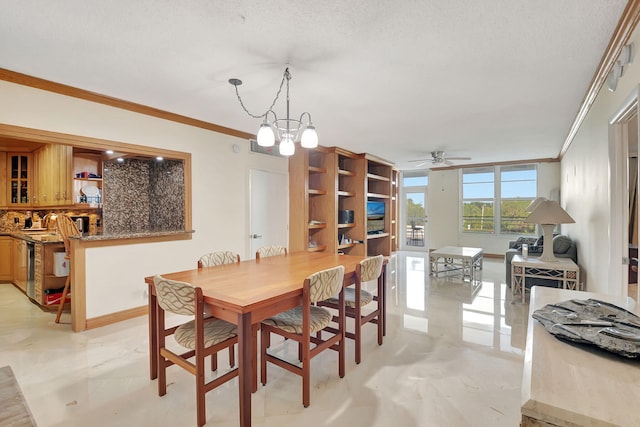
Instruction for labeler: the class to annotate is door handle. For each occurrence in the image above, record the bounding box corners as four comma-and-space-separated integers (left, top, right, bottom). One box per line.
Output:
250, 234, 262, 239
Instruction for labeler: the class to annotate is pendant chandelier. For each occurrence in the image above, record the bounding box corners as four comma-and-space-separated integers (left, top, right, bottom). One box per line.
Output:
229, 67, 318, 156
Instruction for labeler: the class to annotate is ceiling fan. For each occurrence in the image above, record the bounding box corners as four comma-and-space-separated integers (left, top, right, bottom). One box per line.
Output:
409, 151, 471, 167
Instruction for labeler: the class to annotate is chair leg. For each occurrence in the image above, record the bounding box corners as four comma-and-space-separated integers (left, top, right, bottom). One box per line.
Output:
196, 354, 206, 427
302, 336, 310, 407
229, 344, 235, 368
55, 275, 71, 323
211, 353, 218, 371
158, 352, 167, 397
355, 305, 363, 365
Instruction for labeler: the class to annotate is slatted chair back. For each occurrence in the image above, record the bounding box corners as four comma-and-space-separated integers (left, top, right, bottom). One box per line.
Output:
309, 265, 345, 303
56, 214, 81, 257
255, 245, 288, 260
358, 254, 384, 282
197, 251, 240, 268
154, 276, 198, 316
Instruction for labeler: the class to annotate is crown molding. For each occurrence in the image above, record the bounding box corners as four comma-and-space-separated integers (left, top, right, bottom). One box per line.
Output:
560, 0, 640, 158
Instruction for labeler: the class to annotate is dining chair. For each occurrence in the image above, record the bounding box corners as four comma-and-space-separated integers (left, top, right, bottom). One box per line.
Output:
255, 245, 287, 260
260, 265, 345, 408
55, 214, 81, 323
153, 275, 239, 427
318, 254, 384, 364
197, 251, 240, 268
196, 251, 239, 370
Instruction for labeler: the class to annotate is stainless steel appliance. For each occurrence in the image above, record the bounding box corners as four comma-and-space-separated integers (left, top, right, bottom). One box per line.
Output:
25, 241, 35, 298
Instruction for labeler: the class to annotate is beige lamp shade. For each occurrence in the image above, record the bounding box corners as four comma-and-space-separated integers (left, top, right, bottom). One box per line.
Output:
525, 197, 548, 212
524, 200, 575, 225
523, 200, 574, 262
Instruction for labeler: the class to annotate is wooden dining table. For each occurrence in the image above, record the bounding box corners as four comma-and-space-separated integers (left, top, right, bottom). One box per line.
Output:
144, 251, 386, 427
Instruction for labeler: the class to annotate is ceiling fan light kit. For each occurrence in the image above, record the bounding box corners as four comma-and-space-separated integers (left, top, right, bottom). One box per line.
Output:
409, 150, 472, 168
229, 67, 318, 156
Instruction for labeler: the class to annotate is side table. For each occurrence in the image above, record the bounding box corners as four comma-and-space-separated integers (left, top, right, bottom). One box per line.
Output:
511, 255, 580, 303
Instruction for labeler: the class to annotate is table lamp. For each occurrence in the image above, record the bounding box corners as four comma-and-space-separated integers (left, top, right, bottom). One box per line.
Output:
524, 200, 575, 262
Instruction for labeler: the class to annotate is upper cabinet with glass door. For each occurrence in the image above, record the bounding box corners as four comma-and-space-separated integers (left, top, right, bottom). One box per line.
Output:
7, 153, 32, 207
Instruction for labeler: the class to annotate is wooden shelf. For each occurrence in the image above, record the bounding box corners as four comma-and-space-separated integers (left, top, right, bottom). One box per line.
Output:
73, 177, 102, 181
308, 166, 326, 174
367, 173, 390, 182
338, 190, 355, 197
308, 189, 327, 195
307, 245, 327, 252
367, 192, 390, 199
338, 169, 356, 177
308, 223, 327, 229
338, 223, 355, 228
338, 243, 356, 249
367, 232, 389, 240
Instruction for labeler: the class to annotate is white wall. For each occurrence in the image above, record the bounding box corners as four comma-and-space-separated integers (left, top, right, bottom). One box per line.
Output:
0, 81, 288, 318
561, 26, 640, 295
427, 162, 560, 257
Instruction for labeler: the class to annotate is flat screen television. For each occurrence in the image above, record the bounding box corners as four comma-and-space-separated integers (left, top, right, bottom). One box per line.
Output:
367, 201, 385, 234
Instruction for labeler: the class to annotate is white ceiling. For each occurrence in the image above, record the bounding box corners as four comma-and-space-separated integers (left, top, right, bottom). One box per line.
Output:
0, 1, 628, 169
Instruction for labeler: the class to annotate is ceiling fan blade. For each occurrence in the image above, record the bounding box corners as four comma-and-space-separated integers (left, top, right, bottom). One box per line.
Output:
413, 161, 429, 168
408, 158, 430, 163
445, 156, 472, 161
444, 160, 454, 166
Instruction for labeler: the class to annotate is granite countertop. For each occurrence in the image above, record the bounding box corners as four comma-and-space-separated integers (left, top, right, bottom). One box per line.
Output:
69, 229, 195, 241
1, 229, 194, 243
0, 230, 64, 244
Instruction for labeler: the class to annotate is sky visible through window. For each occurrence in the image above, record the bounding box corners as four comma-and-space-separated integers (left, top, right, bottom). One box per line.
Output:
463, 169, 536, 198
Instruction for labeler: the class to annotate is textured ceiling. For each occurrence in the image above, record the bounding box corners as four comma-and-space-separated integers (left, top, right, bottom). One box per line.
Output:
0, 1, 628, 169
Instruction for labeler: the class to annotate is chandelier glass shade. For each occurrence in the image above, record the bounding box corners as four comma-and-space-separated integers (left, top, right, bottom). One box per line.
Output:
229, 68, 318, 156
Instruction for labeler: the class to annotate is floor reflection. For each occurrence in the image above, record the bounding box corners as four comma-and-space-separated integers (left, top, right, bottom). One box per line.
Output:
388, 251, 527, 354
0, 251, 529, 426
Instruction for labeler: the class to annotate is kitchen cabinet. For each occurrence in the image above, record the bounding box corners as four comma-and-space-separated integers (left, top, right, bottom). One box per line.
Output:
7, 153, 32, 207
33, 144, 73, 206
0, 236, 12, 281
0, 155, 7, 207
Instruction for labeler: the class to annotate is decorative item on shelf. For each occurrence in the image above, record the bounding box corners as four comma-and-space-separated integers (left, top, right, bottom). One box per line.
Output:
229, 67, 318, 156
524, 200, 575, 262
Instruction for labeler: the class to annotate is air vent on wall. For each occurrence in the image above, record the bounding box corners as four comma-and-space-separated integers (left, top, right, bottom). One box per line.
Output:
250, 139, 285, 158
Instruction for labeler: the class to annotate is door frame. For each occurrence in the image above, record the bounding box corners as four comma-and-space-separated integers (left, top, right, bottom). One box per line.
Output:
609, 84, 639, 297
247, 168, 289, 260
399, 176, 429, 252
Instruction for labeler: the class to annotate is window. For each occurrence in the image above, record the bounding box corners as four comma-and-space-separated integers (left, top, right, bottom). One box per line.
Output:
462, 168, 495, 232
500, 165, 536, 234
462, 165, 537, 235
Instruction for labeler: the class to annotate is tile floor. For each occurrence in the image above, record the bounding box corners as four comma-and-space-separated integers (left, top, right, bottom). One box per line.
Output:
0, 253, 529, 427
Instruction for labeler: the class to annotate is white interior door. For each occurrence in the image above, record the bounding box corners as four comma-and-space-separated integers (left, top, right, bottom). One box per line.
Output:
400, 186, 429, 252
249, 169, 289, 259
